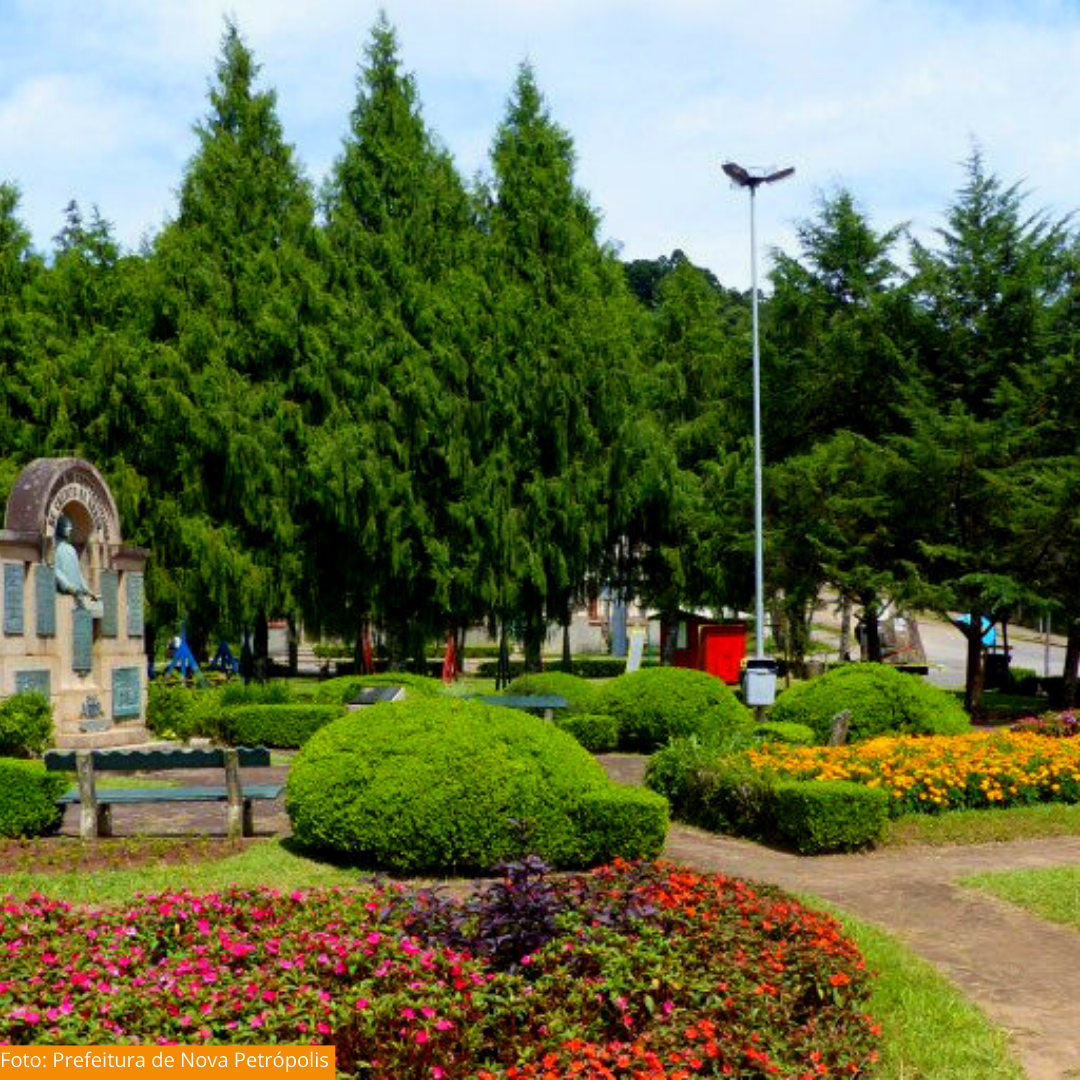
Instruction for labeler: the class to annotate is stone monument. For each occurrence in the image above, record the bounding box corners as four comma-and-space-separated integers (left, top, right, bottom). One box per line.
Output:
0, 458, 149, 747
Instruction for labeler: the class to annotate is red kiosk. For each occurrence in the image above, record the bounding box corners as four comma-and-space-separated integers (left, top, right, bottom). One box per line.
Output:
657, 611, 748, 685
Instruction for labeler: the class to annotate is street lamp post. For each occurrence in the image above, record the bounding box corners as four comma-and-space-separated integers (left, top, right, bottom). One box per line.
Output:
722, 161, 794, 709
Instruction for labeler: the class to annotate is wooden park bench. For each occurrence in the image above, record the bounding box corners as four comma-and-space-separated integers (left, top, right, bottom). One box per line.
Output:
478, 695, 569, 721
43, 746, 283, 841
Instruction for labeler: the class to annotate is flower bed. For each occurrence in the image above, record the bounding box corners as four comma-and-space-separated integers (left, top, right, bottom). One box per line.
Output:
0, 862, 879, 1077
748, 732, 1080, 814
1010, 711, 1079, 738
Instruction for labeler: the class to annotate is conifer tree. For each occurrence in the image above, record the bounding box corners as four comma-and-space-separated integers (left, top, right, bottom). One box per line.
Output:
146, 20, 327, 653
483, 63, 636, 670
313, 14, 480, 666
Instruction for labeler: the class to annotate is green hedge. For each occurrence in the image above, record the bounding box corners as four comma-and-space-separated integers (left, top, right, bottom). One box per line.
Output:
216, 704, 346, 748
286, 698, 667, 873
571, 785, 669, 862
772, 780, 889, 854
146, 682, 215, 741
753, 720, 815, 746
593, 667, 752, 752
556, 712, 620, 753
217, 680, 294, 706
0, 692, 53, 757
506, 671, 597, 712
646, 742, 889, 853
313, 673, 445, 706
0, 759, 67, 837
646, 745, 773, 837
767, 663, 970, 743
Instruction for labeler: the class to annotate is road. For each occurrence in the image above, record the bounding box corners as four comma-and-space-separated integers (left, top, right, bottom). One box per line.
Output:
811, 606, 1065, 687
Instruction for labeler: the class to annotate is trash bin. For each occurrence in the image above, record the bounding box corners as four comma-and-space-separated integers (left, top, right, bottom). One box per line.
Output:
744, 658, 778, 707
984, 650, 1010, 691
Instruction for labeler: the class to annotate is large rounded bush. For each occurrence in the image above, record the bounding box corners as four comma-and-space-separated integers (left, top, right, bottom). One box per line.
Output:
592, 667, 752, 752
768, 663, 970, 743
506, 671, 597, 712
286, 698, 661, 872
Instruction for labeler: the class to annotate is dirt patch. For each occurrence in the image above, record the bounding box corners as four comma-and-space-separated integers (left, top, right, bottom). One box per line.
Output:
0, 835, 253, 875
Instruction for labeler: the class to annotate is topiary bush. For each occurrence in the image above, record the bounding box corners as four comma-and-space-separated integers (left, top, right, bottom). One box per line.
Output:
592, 667, 752, 752
214, 704, 346, 748
286, 698, 666, 873
506, 671, 597, 712
570, 785, 669, 862
0, 692, 53, 757
556, 712, 619, 753
313, 673, 445, 706
0, 759, 67, 837
771, 780, 889, 854
767, 663, 970, 743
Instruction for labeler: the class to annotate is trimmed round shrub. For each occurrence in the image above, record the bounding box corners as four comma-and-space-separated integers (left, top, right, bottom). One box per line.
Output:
556, 712, 619, 753
0, 691, 53, 757
0, 759, 67, 837
286, 698, 663, 872
506, 671, 597, 712
571, 785, 669, 861
313, 673, 445, 706
215, 704, 347, 748
768, 663, 970, 743
592, 667, 753, 752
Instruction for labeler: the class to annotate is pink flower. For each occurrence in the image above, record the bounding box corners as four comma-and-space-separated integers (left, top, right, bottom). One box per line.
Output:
355, 999, 369, 1011
415, 1030, 429, 1044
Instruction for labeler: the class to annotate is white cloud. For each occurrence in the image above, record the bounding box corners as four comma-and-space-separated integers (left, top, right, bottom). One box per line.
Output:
2, 0, 1080, 284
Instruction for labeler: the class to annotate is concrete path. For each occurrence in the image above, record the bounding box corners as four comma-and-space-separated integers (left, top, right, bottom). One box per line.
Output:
603, 754, 1080, 1080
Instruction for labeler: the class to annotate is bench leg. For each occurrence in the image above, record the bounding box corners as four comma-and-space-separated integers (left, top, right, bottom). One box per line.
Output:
543, 708, 554, 722
79, 802, 98, 840
242, 800, 254, 838
226, 798, 243, 840
97, 804, 113, 838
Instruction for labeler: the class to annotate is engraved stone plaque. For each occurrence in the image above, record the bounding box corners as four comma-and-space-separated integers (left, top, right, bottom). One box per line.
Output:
15, 669, 50, 696
3, 563, 24, 636
35, 565, 56, 637
72, 608, 93, 674
100, 570, 119, 637
112, 667, 141, 719
127, 572, 144, 638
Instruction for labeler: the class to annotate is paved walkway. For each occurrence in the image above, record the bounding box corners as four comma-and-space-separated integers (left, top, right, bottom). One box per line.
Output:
61, 755, 1080, 1078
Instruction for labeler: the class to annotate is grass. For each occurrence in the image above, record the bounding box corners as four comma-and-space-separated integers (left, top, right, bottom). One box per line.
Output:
961, 865, 1080, 931
73, 777, 178, 791
806, 899, 1024, 1080
884, 802, 1080, 846
0, 839, 364, 904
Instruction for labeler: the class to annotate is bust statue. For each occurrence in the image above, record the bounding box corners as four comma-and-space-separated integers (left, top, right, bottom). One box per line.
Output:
54, 515, 99, 609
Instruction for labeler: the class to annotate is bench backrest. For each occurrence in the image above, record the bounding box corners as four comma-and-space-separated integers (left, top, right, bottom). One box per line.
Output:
43, 746, 271, 772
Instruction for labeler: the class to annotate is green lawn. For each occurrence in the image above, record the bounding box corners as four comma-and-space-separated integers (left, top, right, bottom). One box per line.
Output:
961, 865, 1080, 931
885, 802, 1080, 846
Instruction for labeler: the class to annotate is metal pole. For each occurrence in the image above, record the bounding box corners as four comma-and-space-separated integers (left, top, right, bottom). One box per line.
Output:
1044, 614, 1051, 679
750, 184, 765, 660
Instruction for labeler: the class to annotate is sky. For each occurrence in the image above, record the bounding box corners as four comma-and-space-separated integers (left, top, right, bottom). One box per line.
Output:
2, 0, 1080, 288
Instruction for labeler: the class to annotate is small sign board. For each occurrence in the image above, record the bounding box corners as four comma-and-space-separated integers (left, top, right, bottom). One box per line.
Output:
626, 628, 647, 673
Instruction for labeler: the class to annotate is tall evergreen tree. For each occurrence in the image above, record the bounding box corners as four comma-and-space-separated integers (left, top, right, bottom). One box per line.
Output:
146, 20, 328, 655
313, 14, 480, 667
483, 63, 637, 670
